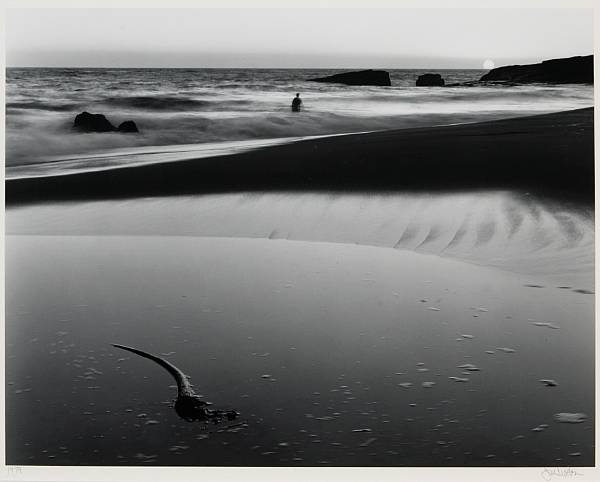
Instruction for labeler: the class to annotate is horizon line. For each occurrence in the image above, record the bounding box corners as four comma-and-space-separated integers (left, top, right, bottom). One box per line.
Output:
6, 53, 592, 70
5, 65, 491, 70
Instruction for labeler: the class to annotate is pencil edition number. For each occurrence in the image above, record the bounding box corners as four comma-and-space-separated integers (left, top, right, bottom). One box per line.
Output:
5, 466, 23, 477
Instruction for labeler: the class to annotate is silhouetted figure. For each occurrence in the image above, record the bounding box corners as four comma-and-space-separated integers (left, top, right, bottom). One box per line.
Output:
291, 93, 302, 112
112, 343, 239, 423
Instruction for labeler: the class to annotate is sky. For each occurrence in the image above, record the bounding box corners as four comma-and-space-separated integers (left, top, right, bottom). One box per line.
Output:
5, 8, 594, 68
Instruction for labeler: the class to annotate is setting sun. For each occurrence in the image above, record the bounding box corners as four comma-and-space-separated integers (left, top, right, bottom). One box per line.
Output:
483, 59, 495, 70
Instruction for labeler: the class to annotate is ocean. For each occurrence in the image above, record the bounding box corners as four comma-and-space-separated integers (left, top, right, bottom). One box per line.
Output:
5, 68, 594, 178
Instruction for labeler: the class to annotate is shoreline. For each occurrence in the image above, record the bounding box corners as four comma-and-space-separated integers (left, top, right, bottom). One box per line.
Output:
5, 108, 594, 205
6, 190, 594, 290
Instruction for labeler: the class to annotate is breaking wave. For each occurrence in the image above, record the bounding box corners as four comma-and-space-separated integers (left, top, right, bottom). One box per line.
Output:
6, 101, 80, 112
101, 95, 212, 110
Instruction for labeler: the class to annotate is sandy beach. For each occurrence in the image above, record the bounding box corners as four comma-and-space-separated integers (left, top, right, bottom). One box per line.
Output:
5, 234, 594, 466
5, 107, 595, 466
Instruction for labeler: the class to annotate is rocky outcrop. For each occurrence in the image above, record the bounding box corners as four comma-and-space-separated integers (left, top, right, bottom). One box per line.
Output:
117, 120, 139, 133
416, 73, 445, 86
480, 55, 593, 84
73, 112, 116, 133
309, 69, 391, 86
73, 112, 139, 133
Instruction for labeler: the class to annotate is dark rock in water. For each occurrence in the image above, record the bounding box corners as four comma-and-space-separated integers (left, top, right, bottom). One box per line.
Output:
73, 112, 140, 134
416, 73, 445, 86
309, 69, 391, 86
117, 120, 139, 133
73, 111, 116, 133
480, 55, 593, 84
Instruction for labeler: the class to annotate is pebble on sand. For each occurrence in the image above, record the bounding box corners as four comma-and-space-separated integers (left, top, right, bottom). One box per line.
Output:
554, 413, 587, 423
539, 379, 558, 387
532, 322, 560, 330
359, 437, 377, 447
497, 347, 516, 353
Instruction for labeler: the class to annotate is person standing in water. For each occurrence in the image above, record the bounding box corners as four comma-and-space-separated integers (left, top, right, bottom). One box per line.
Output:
291, 93, 302, 112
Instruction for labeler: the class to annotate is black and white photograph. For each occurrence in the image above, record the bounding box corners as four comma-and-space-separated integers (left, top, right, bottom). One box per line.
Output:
3, 1, 596, 477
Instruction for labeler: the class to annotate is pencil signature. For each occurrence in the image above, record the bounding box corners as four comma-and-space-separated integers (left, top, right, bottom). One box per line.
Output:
541, 467, 583, 480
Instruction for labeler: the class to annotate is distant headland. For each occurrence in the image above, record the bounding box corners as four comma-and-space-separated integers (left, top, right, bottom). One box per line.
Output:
480, 55, 593, 84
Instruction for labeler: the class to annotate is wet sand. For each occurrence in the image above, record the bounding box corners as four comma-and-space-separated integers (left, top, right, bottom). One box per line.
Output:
5, 234, 594, 466
5, 192, 594, 467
